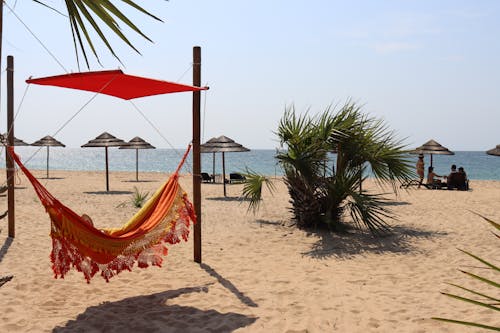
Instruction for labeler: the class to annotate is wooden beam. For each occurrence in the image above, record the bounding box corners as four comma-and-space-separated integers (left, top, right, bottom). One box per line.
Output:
192, 46, 202, 263
6, 55, 14, 238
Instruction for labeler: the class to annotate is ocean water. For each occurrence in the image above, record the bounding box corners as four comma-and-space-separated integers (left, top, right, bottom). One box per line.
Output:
6, 147, 500, 181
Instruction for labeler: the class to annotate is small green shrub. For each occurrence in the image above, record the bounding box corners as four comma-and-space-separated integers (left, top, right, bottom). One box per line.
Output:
132, 187, 149, 208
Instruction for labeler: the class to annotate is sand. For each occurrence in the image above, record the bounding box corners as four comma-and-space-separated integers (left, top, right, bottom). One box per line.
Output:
0, 169, 498, 332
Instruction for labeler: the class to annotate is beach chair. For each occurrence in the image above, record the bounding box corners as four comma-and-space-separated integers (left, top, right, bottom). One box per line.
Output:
201, 172, 214, 183
400, 179, 445, 190
229, 173, 246, 183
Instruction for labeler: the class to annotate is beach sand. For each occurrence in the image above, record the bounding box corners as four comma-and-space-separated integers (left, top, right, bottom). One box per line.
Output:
0, 169, 498, 332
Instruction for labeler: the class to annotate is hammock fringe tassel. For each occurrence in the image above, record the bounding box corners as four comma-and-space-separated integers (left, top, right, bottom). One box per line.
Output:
7, 145, 196, 283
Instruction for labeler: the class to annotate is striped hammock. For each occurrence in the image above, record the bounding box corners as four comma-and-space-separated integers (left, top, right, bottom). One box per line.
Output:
8, 146, 196, 283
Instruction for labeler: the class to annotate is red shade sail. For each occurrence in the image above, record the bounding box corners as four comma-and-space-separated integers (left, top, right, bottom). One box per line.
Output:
26, 70, 208, 100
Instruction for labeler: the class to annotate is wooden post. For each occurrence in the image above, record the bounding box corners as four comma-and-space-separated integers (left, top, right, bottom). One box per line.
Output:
6, 55, 14, 238
222, 152, 227, 197
105, 147, 109, 191
192, 46, 202, 263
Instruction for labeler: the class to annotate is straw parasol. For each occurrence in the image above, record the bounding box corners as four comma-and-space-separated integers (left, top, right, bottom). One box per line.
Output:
411, 139, 454, 167
486, 145, 500, 156
1, 133, 30, 146
119, 137, 155, 181
201, 135, 250, 197
81, 132, 128, 192
31, 135, 65, 178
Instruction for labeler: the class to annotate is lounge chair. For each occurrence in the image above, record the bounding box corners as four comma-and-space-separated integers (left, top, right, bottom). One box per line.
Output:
229, 173, 246, 183
400, 179, 445, 190
201, 172, 214, 183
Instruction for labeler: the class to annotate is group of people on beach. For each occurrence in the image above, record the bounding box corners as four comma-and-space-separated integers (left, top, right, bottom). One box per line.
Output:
416, 154, 469, 190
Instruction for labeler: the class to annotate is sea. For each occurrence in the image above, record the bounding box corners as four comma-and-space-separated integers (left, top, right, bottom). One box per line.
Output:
6, 147, 500, 181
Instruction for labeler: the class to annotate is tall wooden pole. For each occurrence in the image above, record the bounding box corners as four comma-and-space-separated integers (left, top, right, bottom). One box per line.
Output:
192, 46, 202, 263
6, 55, 14, 238
0, 4, 3, 82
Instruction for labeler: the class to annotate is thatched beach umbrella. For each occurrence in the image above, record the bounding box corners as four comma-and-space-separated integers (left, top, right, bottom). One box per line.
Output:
81, 132, 127, 192
1, 133, 30, 146
486, 145, 500, 156
201, 135, 250, 197
119, 137, 155, 181
31, 135, 65, 178
411, 139, 454, 167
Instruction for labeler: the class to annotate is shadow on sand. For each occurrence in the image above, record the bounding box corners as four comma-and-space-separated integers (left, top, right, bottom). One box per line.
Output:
37, 177, 65, 180
205, 196, 250, 202
201, 263, 258, 308
0, 236, 13, 263
84, 190, 134, 195
122, 180, 158, 183
302, 225, 448, 259
52, 286, 257, 333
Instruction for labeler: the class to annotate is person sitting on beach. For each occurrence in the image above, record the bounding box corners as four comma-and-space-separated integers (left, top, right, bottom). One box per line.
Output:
445, 164, 458, 189
456, 167, 469, 191
416, 154, 425, 188
427, 166, 444, 189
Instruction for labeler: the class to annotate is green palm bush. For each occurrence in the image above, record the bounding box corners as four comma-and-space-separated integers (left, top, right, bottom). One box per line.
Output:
242, 101, 414, 234
432, 213, 499, 331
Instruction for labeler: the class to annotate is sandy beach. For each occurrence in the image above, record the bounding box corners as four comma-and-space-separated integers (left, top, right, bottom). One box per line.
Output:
0, 169, 498, 332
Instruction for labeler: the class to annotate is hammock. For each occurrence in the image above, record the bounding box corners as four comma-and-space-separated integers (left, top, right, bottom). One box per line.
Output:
7, 146, 196, 283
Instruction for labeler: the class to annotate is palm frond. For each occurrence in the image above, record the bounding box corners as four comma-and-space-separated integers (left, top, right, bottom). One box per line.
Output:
241, 170, 275, 213
434, 213, 499, 331
431, 318, 500, 331
35, 0, 163, 68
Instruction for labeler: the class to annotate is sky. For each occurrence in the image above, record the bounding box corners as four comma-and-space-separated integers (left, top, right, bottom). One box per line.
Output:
1, 0, 499, 150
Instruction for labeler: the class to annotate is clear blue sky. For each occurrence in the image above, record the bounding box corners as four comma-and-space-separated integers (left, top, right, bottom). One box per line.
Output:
1, 0, 499, 150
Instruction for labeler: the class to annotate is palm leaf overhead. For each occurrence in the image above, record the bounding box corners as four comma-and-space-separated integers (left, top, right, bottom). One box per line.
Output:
32, 0, 163, 68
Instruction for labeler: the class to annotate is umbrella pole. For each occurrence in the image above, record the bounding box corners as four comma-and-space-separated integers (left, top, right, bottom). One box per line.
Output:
431, 154, 433, 167
212, 152, 215, 183
135, 149, 139, 182
105, 147, 109, 192
46, 146, 49, 178
222, 152, 226, 197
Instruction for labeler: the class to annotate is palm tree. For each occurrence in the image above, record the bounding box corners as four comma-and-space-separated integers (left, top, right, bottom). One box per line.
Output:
1, 1, 162, 68
243, 101, 414, 234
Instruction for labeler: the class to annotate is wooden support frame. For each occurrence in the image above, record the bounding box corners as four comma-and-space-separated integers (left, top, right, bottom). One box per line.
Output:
192, 46, 202, 263
6, 55, 14, 238
4, 48, 204, 262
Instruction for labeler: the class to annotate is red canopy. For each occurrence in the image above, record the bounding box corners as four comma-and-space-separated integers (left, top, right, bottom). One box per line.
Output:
26, 70, 208, 100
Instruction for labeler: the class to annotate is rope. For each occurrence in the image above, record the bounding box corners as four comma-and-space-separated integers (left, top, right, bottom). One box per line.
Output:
2, 74, 122, 177
201, 87, 208, 143
127, 100, 193, 172
3, 1, 68, 73
176, 63, 193, 82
